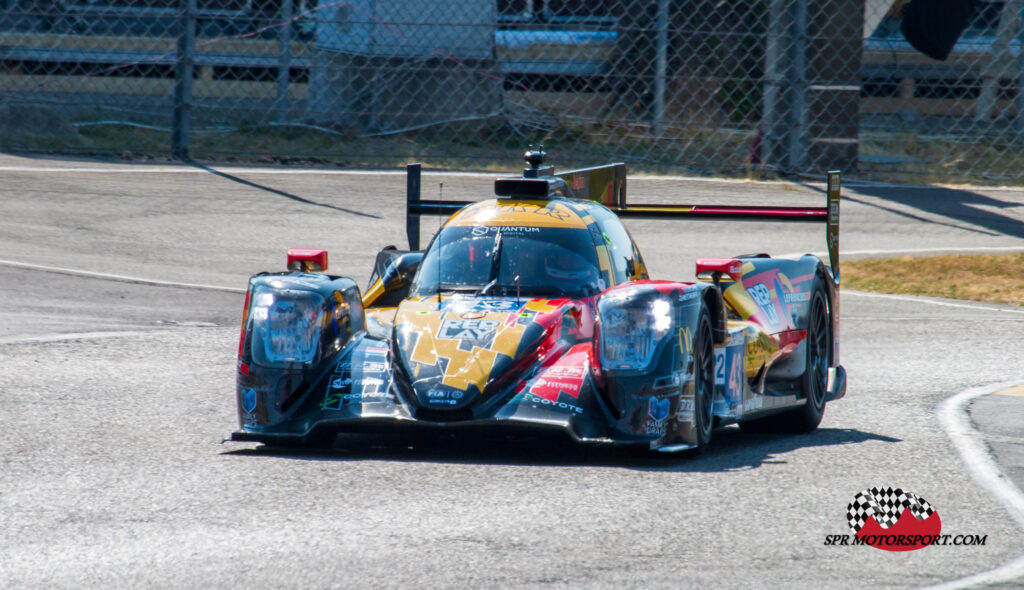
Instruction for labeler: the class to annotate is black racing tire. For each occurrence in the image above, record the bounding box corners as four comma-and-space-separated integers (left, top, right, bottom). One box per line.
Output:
692, 306, 716, 452
740, 278, 830, 434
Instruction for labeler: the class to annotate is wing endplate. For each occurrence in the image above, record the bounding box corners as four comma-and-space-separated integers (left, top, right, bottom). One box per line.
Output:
826, 170, 841, 284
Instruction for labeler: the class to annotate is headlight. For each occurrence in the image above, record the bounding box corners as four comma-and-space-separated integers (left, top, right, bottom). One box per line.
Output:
599, 297, 673, 370
250, 286, 325, 367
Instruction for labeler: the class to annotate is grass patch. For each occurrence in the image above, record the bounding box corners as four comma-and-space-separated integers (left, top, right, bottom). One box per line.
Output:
843, 253, 1024, 306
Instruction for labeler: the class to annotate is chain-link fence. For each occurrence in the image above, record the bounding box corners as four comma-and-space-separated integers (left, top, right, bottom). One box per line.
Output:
2, 1, 1024, 182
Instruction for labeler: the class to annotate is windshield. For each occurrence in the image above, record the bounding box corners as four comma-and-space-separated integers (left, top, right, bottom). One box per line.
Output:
410, 225, 604, 297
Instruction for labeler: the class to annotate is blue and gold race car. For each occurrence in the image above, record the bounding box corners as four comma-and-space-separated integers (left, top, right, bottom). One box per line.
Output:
231, 150, 846, 453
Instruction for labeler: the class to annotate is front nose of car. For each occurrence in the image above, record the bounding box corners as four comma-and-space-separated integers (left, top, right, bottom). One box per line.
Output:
391, 299, 549, 418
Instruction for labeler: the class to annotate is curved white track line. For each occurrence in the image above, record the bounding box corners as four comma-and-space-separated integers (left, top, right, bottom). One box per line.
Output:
923, 382, 1024, 589
0, 259, 244, 293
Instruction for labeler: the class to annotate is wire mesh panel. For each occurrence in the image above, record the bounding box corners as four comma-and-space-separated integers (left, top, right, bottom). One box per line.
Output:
2, 0, 1024, 182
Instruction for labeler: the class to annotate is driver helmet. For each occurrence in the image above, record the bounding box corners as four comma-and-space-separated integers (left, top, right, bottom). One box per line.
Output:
543, 250, 593, 281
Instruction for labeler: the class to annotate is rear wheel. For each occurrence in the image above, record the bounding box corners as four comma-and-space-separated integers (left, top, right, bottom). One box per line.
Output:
740, 279, 830, 434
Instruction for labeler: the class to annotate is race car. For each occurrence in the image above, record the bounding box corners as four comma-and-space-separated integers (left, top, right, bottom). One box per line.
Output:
231, 149, 846, 453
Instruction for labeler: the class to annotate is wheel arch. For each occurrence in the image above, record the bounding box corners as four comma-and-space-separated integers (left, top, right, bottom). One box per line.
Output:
700, 284, 728, 346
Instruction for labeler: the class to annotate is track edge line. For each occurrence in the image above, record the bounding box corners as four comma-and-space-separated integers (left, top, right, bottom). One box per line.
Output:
921, 381, 1024, 590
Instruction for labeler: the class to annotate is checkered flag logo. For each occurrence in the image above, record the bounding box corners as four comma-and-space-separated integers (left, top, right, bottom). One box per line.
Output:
847, 487, 935, 532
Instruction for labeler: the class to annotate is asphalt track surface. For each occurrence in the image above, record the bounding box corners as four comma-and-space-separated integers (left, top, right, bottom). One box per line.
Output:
2, 154, 1024, 589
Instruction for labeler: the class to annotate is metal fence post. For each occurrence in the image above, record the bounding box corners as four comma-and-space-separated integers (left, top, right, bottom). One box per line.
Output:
762, 0, 790, 172
976, 0, 1020, 122
652, 0, 669, 134
276, 0, 294, 124
172, 0, 197, 158
1016, 1, 1024, 136
787, 0, 808, 172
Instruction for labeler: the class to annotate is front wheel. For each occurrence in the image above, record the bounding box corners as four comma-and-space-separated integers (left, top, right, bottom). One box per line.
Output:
692, 307, 716, 451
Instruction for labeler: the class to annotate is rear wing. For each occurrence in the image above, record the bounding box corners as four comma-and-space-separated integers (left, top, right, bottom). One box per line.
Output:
405, 161, 841, 282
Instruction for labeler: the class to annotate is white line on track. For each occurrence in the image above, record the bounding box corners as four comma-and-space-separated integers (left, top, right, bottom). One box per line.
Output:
923, 382, 1024, 590
3, 255, 1024, 315
779, 246, 1024, 259
3, 164, 1024, 191
0, 259, 244, 293
838, 246, 1024, 256
844, 290, 1024, 315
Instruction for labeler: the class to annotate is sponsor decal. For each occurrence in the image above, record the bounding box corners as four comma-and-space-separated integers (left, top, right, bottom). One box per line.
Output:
323, 372, 392, 408
546, 365, 586, 379
648, 396, 670, 422
824, 487, 987, 551
439, 318, 500, 343
674, 394, 695, 421
471, 225, 541, 237
727, 330, 745, 347
783, 291, 811, 304
678, 326, 693, 356
331, 375, 353, 390
529, 366, 585, 400
363, 361, 387, 373
532, 378, 579, 393
745, 331, 774, 366
748, 282, 779, 325
514, 392, 584, 414
356, 377, 385, 390
454, 299, 524, 312
646, 396, 670, 435
426, 389, 464, 405
324, 391, 392, 406
241, 388, 258, 414
679, 289, 700, 301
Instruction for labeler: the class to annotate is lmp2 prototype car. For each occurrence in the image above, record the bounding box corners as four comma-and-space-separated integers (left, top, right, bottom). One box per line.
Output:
231, 150, 846, 453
